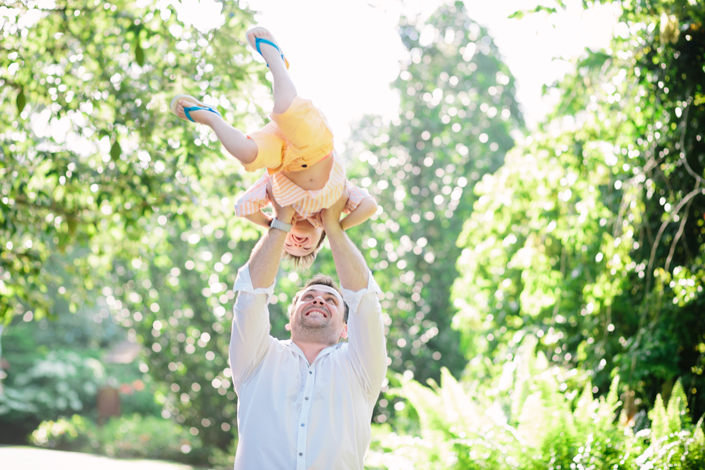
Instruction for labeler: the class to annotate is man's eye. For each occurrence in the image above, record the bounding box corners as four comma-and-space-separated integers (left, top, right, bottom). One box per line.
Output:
304, 294, 313, 299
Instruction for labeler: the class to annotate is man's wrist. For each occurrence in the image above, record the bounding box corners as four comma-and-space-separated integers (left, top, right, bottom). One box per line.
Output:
274, 209, 295, 225
268, 217, 292, 232
321, 216, 343, 232
323, 222, 344, 239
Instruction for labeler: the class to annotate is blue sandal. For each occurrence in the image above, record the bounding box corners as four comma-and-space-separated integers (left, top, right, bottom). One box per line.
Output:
169, 94, 222, 123
248, 31, 290, 69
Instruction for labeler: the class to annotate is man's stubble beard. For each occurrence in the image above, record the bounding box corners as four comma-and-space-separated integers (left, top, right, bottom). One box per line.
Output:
292, 315, 339, 346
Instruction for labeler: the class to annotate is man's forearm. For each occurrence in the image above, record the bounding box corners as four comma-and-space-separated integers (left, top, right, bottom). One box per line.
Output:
325, 224, 368, 292
243, 210, 272, 229
249, 228, 287, 288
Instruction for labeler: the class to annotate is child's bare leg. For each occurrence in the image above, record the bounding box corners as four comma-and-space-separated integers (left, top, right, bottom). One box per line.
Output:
246, 28, 297, 114
173, 99, 257, 165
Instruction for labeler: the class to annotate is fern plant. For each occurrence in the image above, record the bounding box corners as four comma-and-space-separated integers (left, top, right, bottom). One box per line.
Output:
366, 337, 705, 470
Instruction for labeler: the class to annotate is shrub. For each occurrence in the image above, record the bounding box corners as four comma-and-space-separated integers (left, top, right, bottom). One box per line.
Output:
0, 350, 104, 420
30, 414, 211, 465
30, 414, 94, 452
366, 338, 705, 470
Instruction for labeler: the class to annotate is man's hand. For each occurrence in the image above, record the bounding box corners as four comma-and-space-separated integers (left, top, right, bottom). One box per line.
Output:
320, 188, 349, 232
267, 182, 296, 224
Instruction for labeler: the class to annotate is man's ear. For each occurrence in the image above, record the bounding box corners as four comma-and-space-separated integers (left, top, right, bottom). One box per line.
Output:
285, 323, 292, 331
339, 324, 348, 340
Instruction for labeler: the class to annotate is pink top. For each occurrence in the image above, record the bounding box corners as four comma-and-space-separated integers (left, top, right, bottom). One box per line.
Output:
234, 155, 372, 228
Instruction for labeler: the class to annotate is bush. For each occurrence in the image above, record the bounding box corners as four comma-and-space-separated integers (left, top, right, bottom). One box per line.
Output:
365, 338, 705, 470
30, 414, 212, 465
0, 350, 104, 420
29, 414, 94, 452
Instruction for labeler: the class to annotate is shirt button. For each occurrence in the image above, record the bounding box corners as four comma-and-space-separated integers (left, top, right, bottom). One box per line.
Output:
299, 452, 303, 456
309, 371, 312, 375
301, 423, 305, 427
305, 397, 309, 400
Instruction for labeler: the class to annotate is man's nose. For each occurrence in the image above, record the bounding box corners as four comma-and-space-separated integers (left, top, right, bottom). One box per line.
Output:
312, 296, 325, 305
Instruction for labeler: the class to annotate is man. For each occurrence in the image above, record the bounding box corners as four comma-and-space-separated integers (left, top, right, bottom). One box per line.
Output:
229, 189, 388, 470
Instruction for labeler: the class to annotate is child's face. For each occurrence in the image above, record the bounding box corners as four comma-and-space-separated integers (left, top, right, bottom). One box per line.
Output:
284, 218, 324, 257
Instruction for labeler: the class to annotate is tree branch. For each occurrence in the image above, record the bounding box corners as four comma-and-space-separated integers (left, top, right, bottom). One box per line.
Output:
645, 187, 705, 293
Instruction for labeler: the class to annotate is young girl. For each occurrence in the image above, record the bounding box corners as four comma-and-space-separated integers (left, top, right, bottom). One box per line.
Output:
170, 27, 377, 268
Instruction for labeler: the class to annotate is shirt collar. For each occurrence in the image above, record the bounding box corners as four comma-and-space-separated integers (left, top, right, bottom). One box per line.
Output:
283, 340, 342, 366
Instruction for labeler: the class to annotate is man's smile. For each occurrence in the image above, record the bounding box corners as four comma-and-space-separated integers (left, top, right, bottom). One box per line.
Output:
304, 306, 329, 319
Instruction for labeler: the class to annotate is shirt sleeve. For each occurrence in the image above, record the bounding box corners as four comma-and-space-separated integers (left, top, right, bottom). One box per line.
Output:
229, 263, 276, 392
343, 182, 373, 214
234, 174, 271, 217
342, 271, 388, 397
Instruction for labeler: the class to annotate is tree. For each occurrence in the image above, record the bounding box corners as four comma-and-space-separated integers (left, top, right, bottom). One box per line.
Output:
0, 0, 264, 322
318, 1, 523, 423
452, 0, 705, 419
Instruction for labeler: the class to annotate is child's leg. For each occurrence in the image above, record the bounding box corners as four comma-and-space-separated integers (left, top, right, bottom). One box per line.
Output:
246, 27, 297, 114
245, 31, 332, 163
173, 28, 294, 167
173, 99, 258, 165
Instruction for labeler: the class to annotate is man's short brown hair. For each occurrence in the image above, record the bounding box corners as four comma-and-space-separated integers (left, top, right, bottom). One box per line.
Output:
290, 273, 349, 323
283, 231, 327, 270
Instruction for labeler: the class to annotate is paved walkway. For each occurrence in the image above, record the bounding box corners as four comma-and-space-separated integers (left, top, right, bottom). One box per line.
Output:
0, 446, 198, 470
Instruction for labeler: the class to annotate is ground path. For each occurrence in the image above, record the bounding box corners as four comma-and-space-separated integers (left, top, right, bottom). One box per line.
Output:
0, 446, 199, 470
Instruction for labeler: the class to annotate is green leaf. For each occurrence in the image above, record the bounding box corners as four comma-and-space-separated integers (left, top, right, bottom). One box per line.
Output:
648, 393, 668, 443
67, 217, 77, 237
135, 40, 144, 67
578, 51, 612, 69
509, 5, 557, 20
110, 138, 121, 161
16, 87, 26, 114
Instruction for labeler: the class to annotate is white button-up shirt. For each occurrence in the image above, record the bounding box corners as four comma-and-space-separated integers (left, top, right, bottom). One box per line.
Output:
229, 264, 387, 470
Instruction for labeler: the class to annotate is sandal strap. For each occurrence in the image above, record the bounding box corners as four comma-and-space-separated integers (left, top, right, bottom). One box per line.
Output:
255, 37, 285, 67
183, 105, 221, 123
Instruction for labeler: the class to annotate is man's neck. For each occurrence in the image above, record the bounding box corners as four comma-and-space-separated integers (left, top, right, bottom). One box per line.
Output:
293, 340, 334, 365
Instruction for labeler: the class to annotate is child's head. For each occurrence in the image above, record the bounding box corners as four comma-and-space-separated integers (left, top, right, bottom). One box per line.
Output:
283, 218, 327, 269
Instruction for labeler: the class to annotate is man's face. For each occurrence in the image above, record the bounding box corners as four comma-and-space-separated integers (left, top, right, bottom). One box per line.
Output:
287, 285, 347, 345
284, 218, 323, 257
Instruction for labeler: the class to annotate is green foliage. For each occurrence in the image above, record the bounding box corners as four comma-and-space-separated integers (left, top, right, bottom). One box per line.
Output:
108, 225, 255, 450
0, 0, 264, 322
0, 0, 268, 453
30, 413, 212, 465
453, 0, 705, 419
0, 303, 160, 443
5, 0, 705, 465
0, 350, 103, 419
30, 414, 94, 451
325, 1, 524, 414
366, 340, 705, 470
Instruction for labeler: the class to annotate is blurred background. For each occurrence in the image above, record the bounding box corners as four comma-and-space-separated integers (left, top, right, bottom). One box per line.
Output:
1, 0, 704, 468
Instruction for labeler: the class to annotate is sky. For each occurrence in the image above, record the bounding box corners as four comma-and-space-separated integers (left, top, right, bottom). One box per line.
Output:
181, 0, 621, 146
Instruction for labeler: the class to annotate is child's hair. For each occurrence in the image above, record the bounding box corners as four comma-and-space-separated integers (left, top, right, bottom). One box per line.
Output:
283, 231, 327, 270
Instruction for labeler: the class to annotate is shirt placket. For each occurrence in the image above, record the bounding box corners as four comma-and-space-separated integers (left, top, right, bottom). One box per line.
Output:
296, 364, 316, 470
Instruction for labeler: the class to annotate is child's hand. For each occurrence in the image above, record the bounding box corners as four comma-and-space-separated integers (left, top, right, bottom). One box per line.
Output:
267, 182, 296, 224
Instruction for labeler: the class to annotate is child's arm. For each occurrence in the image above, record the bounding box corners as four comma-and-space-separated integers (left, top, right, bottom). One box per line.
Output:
340, 197, 378, 231
243, 210, 272, 229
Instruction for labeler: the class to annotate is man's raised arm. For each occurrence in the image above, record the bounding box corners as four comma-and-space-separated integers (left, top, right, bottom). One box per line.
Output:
230, 188, 295, 390
249, 186, 296, 288
320, 192, 368, 291
321, 193, 387, 395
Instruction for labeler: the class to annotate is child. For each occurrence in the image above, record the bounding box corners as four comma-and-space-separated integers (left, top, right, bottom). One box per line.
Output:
170, 27, 377, 269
